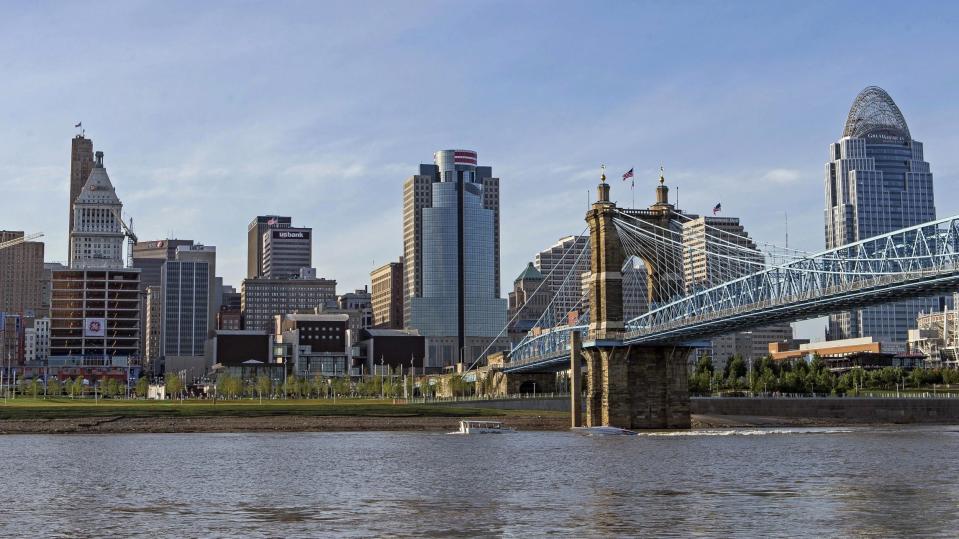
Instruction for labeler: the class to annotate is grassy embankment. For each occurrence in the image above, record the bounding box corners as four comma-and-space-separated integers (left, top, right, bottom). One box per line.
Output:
0, 398, 555, 421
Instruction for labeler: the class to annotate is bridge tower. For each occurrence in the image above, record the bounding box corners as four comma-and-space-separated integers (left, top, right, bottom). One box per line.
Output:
580, 169, 690, 429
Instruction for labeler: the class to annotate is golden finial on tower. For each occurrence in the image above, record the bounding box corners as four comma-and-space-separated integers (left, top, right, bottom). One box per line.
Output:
659, 165, 665, 185
600, 163, 607, 183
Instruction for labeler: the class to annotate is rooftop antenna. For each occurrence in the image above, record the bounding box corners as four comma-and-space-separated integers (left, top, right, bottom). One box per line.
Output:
785, 211, 789, 249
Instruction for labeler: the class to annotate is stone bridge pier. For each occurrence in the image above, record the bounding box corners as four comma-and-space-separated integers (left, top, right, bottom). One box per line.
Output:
578, 170, 690, 429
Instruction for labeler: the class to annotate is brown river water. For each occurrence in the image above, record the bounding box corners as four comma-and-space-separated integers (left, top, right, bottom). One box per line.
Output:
0, 426, 957, 537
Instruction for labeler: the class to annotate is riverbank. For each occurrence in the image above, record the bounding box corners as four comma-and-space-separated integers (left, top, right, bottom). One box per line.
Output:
0, 398, 568, 434
1, 398, 949, 434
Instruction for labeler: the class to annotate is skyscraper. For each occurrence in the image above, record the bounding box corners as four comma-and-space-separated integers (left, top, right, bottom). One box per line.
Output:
681, 215, 791, 367
825, 86, 938, 347
67, 134, 95, 257
403, 150, 507, 367
52, 150, 141, 364
162, 258, 211, 379
247, 215, 292, 279
534, 235, 589, 321
69, 151, 126, 269
132, 239, 196, 289
262, 226, 312, 278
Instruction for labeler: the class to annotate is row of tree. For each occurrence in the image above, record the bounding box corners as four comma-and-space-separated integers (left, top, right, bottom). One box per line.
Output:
688, 355, 959, 396
4, 377, 140, 399
163, 373, 441, 401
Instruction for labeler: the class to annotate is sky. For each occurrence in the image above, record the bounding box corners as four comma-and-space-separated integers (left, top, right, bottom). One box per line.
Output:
3, 1, 959, 341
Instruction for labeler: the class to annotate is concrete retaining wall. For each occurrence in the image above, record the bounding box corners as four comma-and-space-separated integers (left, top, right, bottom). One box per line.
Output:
437, 396, 959, 423
693, 397, 959, 423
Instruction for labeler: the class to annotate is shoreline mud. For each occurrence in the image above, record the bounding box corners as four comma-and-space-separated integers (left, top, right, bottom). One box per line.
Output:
0, 413, 939, 435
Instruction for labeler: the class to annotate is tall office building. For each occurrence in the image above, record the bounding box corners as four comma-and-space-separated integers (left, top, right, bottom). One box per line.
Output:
370, 259, 404, 329
52, 149, 142, 364
132, 239, 195, 289
67, 134, 95, 257
161, 259, 211, 379
534, 235, 589, 321
681, 215, 792, 367
69, 152, 126, 269
825, 86, 938, 347
262, 227, 312, 278
247, 215, 292, 278
145, 285, 162, 372
0, 231, 44, 316
403, 150, 507, 367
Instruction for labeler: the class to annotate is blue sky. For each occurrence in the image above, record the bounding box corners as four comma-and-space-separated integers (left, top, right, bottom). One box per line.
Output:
3, 1, 959, 340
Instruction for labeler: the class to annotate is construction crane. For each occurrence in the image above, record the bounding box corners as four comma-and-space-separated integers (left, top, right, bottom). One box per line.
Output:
110, 209, 137, 267
0, 232, 43, 252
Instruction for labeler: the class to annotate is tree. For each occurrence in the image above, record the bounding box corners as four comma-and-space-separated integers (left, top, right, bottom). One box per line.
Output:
165, 373, 184, 400
694, 355, 714, 376
726, 357, 747, 388
135, 377, 149, 399
48, 378, 62, 397
255, 374, 272, 403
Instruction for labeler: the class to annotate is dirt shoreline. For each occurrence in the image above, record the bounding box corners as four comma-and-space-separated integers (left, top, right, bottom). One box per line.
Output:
0, 413, 927, 435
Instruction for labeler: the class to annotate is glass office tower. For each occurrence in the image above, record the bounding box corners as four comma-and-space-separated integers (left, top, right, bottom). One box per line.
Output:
825, 86, 939, 348
406, 150, 508, 366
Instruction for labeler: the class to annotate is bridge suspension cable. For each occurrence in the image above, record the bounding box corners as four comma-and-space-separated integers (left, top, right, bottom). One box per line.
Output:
465, 229, 591, 373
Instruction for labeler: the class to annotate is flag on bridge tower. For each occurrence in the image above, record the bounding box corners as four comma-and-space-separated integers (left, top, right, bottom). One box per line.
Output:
713, 203, 722, 215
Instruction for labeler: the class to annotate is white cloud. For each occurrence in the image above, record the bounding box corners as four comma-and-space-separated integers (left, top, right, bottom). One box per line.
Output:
761, 168, 802, 185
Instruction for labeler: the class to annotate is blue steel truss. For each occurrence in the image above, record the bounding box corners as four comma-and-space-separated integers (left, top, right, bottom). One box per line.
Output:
504, 214, 959, 372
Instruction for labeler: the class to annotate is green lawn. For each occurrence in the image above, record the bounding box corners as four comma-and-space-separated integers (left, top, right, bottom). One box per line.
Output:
0, 398, 522, 421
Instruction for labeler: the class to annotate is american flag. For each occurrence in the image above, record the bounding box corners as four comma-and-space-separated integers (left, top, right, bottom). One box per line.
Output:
622, 168, 634, 182
713, 203, 722, 215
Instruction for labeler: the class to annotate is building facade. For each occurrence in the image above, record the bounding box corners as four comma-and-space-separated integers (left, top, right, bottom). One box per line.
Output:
909, 294, 959, 369
681, 214, 791, 367
132, 239, 195, 289
69, 152, 127, 269
402, 150, 507, 367
67, 134, 95, 256
825, 86, 938, 347
241, 275, 337, 332
145, 285, 162, 373
262, 227, 312, 279
49, 268, 141, 361
534, 235, 589, 322
24, 318, 50, 363
274, 313, 350, 377
247, 215, 292, 279
508, 262, 549, 339
370, 259, 404, 329
161, 259, 211, 380
0, 231, 44, 316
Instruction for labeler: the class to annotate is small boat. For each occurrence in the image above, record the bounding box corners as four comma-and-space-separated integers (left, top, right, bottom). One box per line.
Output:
572, 426, 637, 436
449, 420, 516, 434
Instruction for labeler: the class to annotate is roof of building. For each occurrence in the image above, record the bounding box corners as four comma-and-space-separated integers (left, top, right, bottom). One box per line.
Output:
843, 86, 911, 139
75, 152, 121, 206
515, 262, 545, 282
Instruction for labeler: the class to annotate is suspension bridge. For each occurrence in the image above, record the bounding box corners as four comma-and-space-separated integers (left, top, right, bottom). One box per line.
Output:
472, 171, 959, 429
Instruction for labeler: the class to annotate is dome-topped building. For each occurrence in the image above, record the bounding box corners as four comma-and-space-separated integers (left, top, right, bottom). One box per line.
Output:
825, 86, 938, 346
843, 86, 911, 140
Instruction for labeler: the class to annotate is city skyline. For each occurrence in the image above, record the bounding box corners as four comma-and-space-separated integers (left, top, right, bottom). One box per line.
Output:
3, 3, 959, 343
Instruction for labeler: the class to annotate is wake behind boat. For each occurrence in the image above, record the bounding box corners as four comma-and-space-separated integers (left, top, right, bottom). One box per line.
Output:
572, 426, 637, 436
449, 420, 517, 434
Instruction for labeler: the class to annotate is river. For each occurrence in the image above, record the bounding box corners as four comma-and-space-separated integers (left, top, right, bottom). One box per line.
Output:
1, 426, 956, 537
